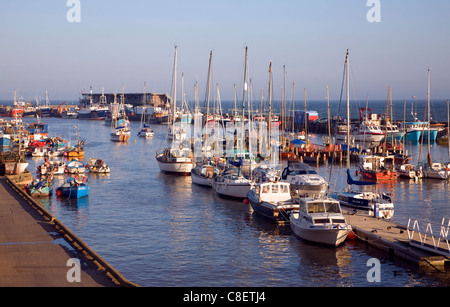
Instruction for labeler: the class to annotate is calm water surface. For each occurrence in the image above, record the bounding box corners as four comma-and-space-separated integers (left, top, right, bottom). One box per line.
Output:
23, 117, 450, 287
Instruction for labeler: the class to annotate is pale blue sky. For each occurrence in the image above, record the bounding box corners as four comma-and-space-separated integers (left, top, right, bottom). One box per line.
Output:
0, 0, 449, 102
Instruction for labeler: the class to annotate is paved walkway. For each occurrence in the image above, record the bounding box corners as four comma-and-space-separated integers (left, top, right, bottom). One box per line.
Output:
0, 177, 119, 287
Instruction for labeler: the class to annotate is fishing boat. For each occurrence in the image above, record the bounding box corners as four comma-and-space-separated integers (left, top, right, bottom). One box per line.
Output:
86, 157, 110, 173
290, 197, 352, 246
110, 91, 131, 142
280, 163, 328, 197
56, 176, 89, 199
38, 160, 65, 176
247, 181, 298, 222
336, 108, 385, 144
357, 154, 398, 181
137, 124, 154, 138
26, 178, 53, 198
66, 159, 86, 174
213, 167, 252, 199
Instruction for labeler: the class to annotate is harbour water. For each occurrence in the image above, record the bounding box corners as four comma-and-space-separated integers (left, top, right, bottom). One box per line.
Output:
18, 111, 450, 287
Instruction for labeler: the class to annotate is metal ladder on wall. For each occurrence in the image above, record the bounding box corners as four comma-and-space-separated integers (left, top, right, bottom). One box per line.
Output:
407, 218, 450, 257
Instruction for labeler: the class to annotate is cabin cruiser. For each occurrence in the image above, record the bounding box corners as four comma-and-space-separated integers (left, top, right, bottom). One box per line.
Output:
247, 181, 298, 222
281, 163, 328, 197
290, 197, 352, 246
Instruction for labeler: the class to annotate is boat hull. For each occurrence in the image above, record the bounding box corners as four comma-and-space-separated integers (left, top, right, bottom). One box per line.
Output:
247, 191, 298, 222
214, 181, 251, 199
156, 157, 193, 175
191, 168, 214, 187
57, 185, 89, 199
290, 222, 350, 246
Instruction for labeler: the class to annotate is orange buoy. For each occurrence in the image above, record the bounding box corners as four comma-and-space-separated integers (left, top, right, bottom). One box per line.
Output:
347, 230, 357, 240
243, 198, 250, 205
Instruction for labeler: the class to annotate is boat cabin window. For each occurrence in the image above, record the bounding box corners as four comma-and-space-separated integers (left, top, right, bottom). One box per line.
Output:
325, 202, 341, 213
280, 184, 289, 194
306, 201, 341, 214
272, 185, 279, 193
262, 185, 270, 193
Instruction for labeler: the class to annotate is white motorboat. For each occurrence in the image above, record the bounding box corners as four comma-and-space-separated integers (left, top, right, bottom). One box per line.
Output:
38, 160, 65, 175
290, 197, 352, 246
214, 168, 252, 199
281, 163, 328, 197
247, 181, 298, 222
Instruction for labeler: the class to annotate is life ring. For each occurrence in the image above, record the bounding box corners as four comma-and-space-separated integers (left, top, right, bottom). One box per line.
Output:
75, 175, 86, 184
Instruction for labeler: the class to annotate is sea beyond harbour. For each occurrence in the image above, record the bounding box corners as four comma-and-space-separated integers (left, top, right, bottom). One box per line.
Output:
10, 101, 450, 287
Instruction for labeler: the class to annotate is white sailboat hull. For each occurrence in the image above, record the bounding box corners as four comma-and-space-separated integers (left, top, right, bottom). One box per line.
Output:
214, 181, 252, 198
191, 169, 214, 187
156, 156, 193, 175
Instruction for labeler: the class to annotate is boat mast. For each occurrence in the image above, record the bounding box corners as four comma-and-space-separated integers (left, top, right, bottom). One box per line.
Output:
206, 51, 212, 123
292, 82, 296, 133
268, 61, 273, 153
327, 86, 331, 142
242, 46, 248, 120
172, 45, 178, 126
427, 68, 431, 165
345, 49, 350, 170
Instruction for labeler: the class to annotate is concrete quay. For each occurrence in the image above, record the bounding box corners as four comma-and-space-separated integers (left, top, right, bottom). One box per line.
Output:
345, 209, 450, 270
0, 174, 138, 287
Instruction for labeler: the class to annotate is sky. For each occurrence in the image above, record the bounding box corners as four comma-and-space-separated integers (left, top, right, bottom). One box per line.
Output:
0, 0, 449, 103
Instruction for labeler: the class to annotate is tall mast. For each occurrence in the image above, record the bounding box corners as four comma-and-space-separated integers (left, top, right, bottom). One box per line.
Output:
242, 46, 248, 118
172, 45, 178, 126
346, 49, 350, 170
268, 61, 273, 148
427, 68, 431, 164
304, 88, 307, 139
292, 82, 295, 132
327, 86, 331, 142
206, 51, 212, 122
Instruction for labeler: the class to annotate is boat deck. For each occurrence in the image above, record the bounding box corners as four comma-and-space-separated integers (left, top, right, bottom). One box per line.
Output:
0, 175, 137, 287
344, 209, 450, 269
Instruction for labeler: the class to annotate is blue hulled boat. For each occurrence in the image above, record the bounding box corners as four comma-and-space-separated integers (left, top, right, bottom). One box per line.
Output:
56, 177, 89, 199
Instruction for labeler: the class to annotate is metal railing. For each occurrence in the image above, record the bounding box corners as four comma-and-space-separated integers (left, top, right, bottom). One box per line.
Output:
407, 218, 450, 256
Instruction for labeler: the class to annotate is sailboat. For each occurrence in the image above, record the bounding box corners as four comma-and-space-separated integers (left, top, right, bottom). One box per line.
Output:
213, 46, 252, 198
156, 45, 194, 175
330, 50, 394, 219
191, 51, 222, 186
420, 69, 450, 179
110, 89, 131, 142
137, 82, 154, 138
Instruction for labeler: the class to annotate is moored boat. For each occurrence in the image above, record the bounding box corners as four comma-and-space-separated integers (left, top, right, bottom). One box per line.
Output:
26, 178, 53, 198
281, 163, 328, 197
213, 167, 252, 199
56, 176, 89, 199
86, 157, 110, 173
247, 181, 298, 222
290, 197, 352, 246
